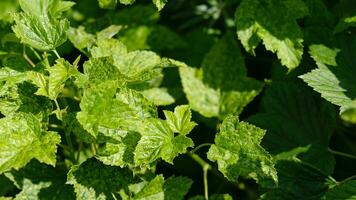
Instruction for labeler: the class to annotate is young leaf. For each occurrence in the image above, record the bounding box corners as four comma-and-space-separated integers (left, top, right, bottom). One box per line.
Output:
134, 118, 194, 165
0, 113, 61, 174
152, 0, 168, 11
207, 115, 278, 186
235, 0, 308, 69
47, 58, 79, 99
163, 105, 197, 135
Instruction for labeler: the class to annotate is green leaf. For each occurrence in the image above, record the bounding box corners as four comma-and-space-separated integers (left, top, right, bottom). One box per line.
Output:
179, 33, 263, 118
163, 105, 197, 135
67, 158, 133, 200
163, 176, 192, 200
300, 38, 356, 121
0, 0, 19, 23
98, 0, 117, 9
77, 81, 156, 138
47, 58, 79, 99
97, 131, 141, 167
5, 160, 74, 200
334, 10, 356, 33
120, 175, 165, 200
134, 118, 194, 165
67, 26, 95, 53
12, 0, 72, 51
83, 57, 121, 85
140, 88, 175, 106
0, 81, 52, 118
90, 39, 127, 59
207, 115, 277, 186
113, 50, 161, 81
324, 180, 356, 200
248, 82, 336, 175
119, 0, 135, 5
132, 175, 164, 200
261, 160, 332, 200
235, 0, 308, 69
0, 113, 60, 174
152, 0, 167, 10
118, 25, 186, 51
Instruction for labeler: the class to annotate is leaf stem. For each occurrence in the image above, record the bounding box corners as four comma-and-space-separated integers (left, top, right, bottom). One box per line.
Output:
53, 98, 63, 120
189, 153, 211, 200
28, 47, 42, 60
339, 174, 356, 185
23, 46, 35, 67
53, 49, 60, 59
76, 142, 82, 163
91, 143, 97, 155
328, 148, 356, 160
190, 143, 212, 154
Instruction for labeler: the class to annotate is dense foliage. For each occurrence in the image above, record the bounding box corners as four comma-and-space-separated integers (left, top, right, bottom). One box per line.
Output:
0, 0, 356, 199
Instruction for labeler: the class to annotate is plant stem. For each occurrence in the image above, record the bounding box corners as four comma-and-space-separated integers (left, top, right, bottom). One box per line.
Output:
53, 49, 60, 59
328, 148, 356, 160
189, 153, 211, 200
91, 144, 97, 155
29, 47, 42, 60
339, 174, 356, 185
203, 165, 209, 200
190, 143, 212, 154
76, 142, 82, 163
23, 46, 35, 67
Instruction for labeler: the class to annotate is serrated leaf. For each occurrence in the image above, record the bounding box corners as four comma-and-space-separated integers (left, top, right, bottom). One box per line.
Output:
134, 118, 194, 165
324, 180, 356, 200
0, 81, 52, 118
207, 115, 277, 186
152, 0, 167, 10
133, 175, 164, 200
235, 0, 308, 69
77, 81, 156, 138
12, 0, 71, 51
67, 158, 133, 200
0, 113, 60, 174
47, 58, 79, 99
179, 33, 263, 119
97, 131, 141, 167
163, 105, 197, 135
300, 38, 356, 121
248, 82, 336, 175
83, 57, 121, 85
